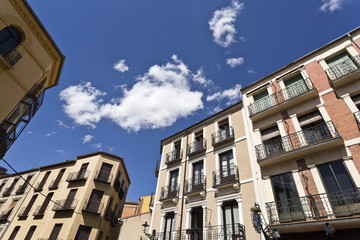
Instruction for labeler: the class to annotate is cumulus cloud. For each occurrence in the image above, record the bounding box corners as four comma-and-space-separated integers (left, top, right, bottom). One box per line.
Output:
55, 120, 74, 129
207, 84, 242, 105
113, 59, 129, 72
82, 135, 94, 144
320, 0, 348, 12
192, 68, 213, 87
60, 55, 204, 132
247, 69, 256, 74
226, 57, 244, 68
209, 0, 244, 47
45, 131, 57, 137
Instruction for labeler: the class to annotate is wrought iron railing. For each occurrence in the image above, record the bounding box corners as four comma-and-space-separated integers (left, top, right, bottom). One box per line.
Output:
17, 207, 30, 217
48, 179, 61, 190
0, 211, 9, 221
0, 84, 44, 158
15, 184, 27, 195
188, 138, 206, 156
160, 184, 179, 200
354, 111, 360, 124
1, 48, 22, 66
66, 170, 90, 182
82, 199, 104, 215
52, 199, 78, 211
325, 54, 360, 81
213, 165, 239, 187
94, 170, 113, 184
34, 181, 46, 192
155, 224, 245, 240
33, 205, 47, 217
266, 188, 360, 225
165, 149, 183, 165
255, 121, 339, 161
248, 78, 314, 116
38, 238, 62, 240
184, 176, 206, 194
211, 126, 234, 146
2, 187, 13, 197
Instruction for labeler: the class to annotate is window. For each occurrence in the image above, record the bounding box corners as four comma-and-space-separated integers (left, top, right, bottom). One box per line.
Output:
0, 26, 22, 65
192, 130, 205, 153
0, 182, 6, 193
168, 170, 179, 197
37, 192, 53, 216
284, 74, 308, 99
326, 52, 358, 79
64, 189, 77, 209
271, 173, 304, 222
36, 171, 51, 191
299, 110, 330, 143
78, 163, 89, 179
8, 226, 20, 240
164, 212, 175, 240
253, 89, 270, 112
51, 169, 65, 188
173, 140, 182, 159
20, 194, 38, 217
75, 225, 92, 240
49, 223, 62, 240
193, 161, 204, 187
97, 231, 103, 240
86, 189, 104, 213
219, 150, 236, 183
261, 125, 283, 156
351, 94, 360, 110
191, 207, 203, 233
4, 178, 19, 195
24, 225, 36, 240
97, 163, 112, 182
222, 201, 240, 238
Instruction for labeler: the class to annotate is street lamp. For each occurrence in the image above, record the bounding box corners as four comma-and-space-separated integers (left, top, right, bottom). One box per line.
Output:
250, 203, 271, 240
142, 221, 156, 240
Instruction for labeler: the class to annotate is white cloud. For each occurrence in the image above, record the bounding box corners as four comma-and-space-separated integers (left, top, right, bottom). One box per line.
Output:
192, 68, 213, 87
59, 82, 106, 129
82, 135, 94, 144
93, 143, 102, 149
226, 57, 244, 68
60, 55, 204, 132
55, 120, 74, 129
27, 131, 33, 135
113, 59, 129, 72
247, 69, 256, 74
45, 131, 57, 137
320, 0, 348, 12
209, 0, 244, 47
207, 84, 242, 105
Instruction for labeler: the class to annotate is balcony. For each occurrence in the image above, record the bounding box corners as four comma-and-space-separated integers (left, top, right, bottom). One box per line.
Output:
33, 205, 46, 217
211, 126, 234, 147
160, 184, 179, 201
38, 238, 62, 240
52, 199, 78, 212
15, 184, 27, 195
266, 188, 360, 226
2, 187, 13, 197
154, 224, 245, 240
255, 121, 342, 166
187, 139, 206, 157
248, 79, 316, 120
0, 211, 9, 222
354, 111, 360, 124
34, 182, 46, 192
66, 170, 90, 182
325, 54, 360, 88
212, 165, 239, 188
82, 199, 104, 215
48, 180, 61, 190
0, 85, 44, 158
184, 176, 206, 195
0, 47, 22, 68
165, 149, 183, 165
94, 170, 113, 184
17, 207, 30, 217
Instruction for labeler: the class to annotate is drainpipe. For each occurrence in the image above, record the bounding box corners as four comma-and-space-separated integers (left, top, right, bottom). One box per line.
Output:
178, 131, 189, 240
348, 33, 360, 50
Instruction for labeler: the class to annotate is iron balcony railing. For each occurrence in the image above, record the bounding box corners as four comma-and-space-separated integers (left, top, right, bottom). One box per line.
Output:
15, 184, 27, 195
82, 199, 104, 215
165, 149, 183, 165
213, 165, 239, 187
66, 170, 90, 182
266, 188, 360, 225
48, 180, 61, 190
33, 205, 47, 217
94, 170, 113, 184
52, 199, 78, 212
0, 211, 9, 222
188, 138, 206, 156
38, 238, 62, 240
184, 176, 206, 195
248, 78, 314, 116
325, 54, 360, 81
34, 181, 46, 192
211, 126, 234, 146
0, 84, 44, 158
255, 121, 339, 161
154, 224, 245, 240
354, 111, 360, 124
2, 187, 13, 197
1, 48, 22, 66
160, 184, 180, 200
17, 207, 30, 217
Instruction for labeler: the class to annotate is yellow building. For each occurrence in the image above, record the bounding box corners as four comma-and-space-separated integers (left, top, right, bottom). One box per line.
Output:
150, 103, 259, 240
0, 151, 130, 240
0, 0, 64, 158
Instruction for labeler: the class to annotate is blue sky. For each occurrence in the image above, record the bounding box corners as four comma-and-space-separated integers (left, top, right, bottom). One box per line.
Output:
3, 0, 359, 201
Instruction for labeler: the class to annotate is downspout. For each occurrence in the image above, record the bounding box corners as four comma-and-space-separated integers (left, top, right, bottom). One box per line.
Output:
348, 33, 360, 50
178, 131, 189, 240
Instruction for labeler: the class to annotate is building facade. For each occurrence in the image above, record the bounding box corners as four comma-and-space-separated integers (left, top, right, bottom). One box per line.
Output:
150, 103, 260, 240
241, 27, 360, 239
0, 151, 130, 240
0, 0, 64, 158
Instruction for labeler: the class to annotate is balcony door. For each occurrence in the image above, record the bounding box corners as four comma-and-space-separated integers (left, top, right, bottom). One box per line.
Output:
192, 161, 204, 191
77, 163, 88, 179
194, 131, 204, 152
284, 74, 308, 99
168, 170, 179, 197
317, 160, 360, 217
98, 163, 112, 182
191, 207, 203, 239
261, 126, 283, 157
219, 151, 234, 183
326, 52, 358, 78
271, 173, 304, 223
299, 111, 329, 144
64, 189, 77, 209
86, 189, 104, 213
254, 89, 270, 112
222, 201, 240, 239
164, 212, 175, 240
219, 119, 230, 141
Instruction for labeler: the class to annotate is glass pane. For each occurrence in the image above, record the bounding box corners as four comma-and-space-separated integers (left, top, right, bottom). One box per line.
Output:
331, 161, 355, 191
318, 163, 340, 193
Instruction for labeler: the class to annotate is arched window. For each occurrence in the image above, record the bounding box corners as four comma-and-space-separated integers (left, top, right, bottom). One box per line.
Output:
0, 26, 22, 66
